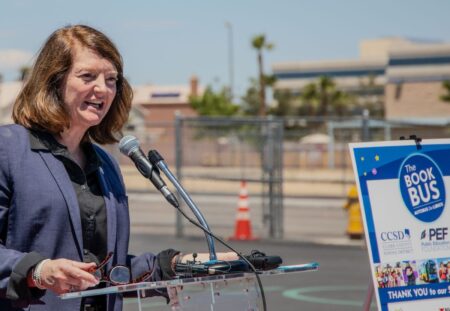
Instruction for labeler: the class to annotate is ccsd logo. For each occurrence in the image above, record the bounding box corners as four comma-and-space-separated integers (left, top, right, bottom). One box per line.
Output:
381, 229, 411, 241
399, 154, 445, 222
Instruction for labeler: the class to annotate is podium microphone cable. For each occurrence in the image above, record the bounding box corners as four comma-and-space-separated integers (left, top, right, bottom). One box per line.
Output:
168, 199, 268, 311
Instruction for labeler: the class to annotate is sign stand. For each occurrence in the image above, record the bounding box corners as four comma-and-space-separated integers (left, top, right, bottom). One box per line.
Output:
363, 282, 374, 311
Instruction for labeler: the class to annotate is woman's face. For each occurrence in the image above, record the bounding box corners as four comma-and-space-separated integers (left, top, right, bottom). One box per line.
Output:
62, 44, 117, 131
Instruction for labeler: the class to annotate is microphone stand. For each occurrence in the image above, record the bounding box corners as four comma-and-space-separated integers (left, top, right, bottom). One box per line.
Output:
148, 150, 269, 311
148, 150, 217, 261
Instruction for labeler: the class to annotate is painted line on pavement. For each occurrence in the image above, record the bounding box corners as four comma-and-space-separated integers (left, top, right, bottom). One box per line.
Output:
124, 285, 373, 309
283, 285, 373, 307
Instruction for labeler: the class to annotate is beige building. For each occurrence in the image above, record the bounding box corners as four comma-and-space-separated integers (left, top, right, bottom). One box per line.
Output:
128, 76, 203, 164
132, 76, 201, 125
385, 43, 450, 122
272, 38, 450, 121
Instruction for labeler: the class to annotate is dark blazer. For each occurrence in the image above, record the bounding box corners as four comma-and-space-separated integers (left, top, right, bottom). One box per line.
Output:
0, 124, 162, 311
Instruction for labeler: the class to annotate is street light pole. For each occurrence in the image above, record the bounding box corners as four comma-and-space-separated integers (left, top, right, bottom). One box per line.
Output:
225, 21, 234, 101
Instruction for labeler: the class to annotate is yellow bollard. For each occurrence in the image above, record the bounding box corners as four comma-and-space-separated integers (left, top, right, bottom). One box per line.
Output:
343, 185, 364, 239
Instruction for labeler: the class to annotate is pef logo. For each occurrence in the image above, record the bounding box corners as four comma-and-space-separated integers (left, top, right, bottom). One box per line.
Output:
399, 154, 446, 222
380, 229, 411, 241
421, 227, 448, 241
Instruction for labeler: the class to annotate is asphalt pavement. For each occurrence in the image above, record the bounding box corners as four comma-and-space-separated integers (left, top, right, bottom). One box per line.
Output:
127, 192, 364, 247
121, 164, 361, 246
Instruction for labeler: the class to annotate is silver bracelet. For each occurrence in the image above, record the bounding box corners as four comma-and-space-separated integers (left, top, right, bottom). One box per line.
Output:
32, 259, 50, 290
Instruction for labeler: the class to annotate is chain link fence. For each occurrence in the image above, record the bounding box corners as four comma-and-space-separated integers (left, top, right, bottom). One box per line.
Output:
173, 116, 284, 239
114, 116, 450, 239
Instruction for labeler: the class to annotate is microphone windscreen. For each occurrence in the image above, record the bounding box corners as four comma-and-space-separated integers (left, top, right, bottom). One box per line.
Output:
119, 135, 139, 156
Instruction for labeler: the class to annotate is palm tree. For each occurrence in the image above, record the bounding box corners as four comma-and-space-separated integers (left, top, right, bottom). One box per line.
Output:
270, 89, 296, 116
298, 83, 318, 116
300, 76, 333, 116
251, 34, 274, 116
441, 81, 450, 102
300, 76, 351, 116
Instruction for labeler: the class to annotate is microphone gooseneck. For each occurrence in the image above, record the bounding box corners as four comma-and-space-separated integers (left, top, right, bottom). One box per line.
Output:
148, 149, 217, 261
148, 149, 268, 311
118, 136, 179, 208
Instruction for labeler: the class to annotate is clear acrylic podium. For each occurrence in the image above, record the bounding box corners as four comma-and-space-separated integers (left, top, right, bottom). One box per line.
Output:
61, 262, 318, 311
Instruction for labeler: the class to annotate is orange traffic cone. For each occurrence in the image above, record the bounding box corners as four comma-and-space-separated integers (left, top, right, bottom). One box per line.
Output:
229, 180, 256, 240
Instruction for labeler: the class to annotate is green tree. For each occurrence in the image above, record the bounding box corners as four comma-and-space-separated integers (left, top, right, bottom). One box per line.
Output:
269, 89, 297, 116
298, 83, 319, 116
332, 91, 354, 116
300, 76, 353, 116
240, 78, 260, 115
441, 80, 450, 102
189, 86, 239, 116
251, 34, 274, 116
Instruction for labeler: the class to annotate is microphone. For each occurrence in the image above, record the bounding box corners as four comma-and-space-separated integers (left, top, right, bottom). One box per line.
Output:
119, 136, 179, 208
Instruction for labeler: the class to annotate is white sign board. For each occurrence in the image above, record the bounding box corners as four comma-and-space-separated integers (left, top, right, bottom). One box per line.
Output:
349, 139, 450, 311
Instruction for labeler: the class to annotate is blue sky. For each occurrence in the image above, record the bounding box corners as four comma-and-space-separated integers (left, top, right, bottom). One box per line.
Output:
1, 0, 450, 98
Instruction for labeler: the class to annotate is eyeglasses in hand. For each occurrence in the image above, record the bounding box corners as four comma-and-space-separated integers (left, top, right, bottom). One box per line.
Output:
90, 252, 152, 285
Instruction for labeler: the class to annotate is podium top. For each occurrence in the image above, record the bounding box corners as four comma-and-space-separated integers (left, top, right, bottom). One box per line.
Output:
61, 262, 319, 300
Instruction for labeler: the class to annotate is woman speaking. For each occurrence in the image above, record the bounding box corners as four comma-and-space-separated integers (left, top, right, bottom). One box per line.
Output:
0, 24, 236, 311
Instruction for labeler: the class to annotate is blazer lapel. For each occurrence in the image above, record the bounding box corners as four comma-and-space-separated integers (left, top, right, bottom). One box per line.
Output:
38, 151, 84, 259
97, 166, 117, 265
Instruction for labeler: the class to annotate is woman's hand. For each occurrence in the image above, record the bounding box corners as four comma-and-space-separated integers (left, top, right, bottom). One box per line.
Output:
176, 251, 239, 265
35, 259, 99, 294
190, 252, 239, 263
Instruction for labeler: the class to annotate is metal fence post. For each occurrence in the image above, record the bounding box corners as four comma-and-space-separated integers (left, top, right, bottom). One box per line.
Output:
273, 119, 284, 239
361, 109, 370, 142
384, 122, 392, 140
262, 117, 284, 239
261, 119, 270, 239
327, 121, 335, 169
267, 117, 275, 238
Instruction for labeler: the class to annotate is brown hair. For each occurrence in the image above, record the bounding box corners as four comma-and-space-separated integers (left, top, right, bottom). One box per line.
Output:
13, 24, 132, 144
